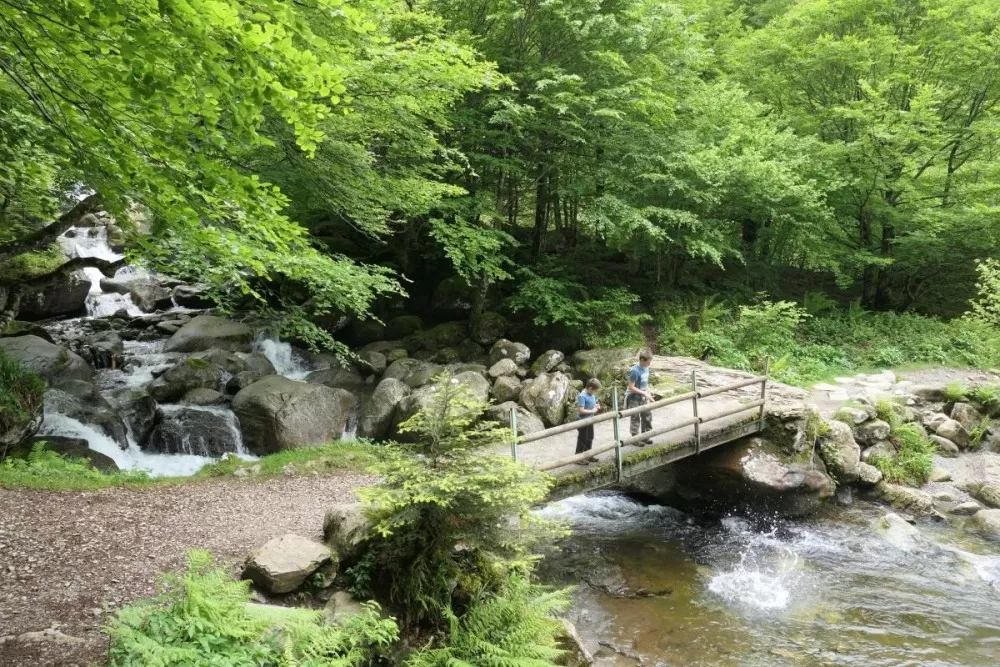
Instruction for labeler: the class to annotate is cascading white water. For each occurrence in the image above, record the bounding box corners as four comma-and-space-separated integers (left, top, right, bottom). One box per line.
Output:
254, 336, 313, 380
57, 225, 146, 317
39, 412, 214, 477
156, 404, 249, 457
706, 517, 799, 610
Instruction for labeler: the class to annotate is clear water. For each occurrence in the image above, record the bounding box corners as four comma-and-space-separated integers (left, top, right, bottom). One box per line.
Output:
254, 335, 313, 380
538, 493, 1000, 666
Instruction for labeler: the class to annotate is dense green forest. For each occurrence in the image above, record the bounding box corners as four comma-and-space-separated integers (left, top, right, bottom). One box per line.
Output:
3, 0, 1000, 376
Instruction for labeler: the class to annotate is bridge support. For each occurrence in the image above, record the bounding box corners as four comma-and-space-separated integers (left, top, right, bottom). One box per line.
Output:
691, 370, 700, 454
612, 385, 623, 482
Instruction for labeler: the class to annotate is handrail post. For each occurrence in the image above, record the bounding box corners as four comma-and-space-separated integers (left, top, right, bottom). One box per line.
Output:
758, 357, 769, 432
612, 384, 623, 481
692, 370, 700, 454
510, 407, 519, 461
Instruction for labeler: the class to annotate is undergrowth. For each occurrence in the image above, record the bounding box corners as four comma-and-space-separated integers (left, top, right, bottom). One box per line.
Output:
0, 443, 156, 491
869, 423, 935, 487
0, 351, 45, 448
195, 441, 380, 478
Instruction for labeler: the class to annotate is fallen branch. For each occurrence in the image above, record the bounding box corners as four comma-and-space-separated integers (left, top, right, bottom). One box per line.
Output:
0, 193, 102, 262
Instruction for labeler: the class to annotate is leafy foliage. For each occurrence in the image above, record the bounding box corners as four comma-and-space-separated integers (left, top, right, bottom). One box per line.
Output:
0, 351, 43, 445
0, 442, 152, 490
352, 373, 556, 628
870, 424, 935, 487
108, 550, 399, 667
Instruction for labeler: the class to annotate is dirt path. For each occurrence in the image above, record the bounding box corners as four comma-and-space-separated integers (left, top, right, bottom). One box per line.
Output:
0, 471, 374, 667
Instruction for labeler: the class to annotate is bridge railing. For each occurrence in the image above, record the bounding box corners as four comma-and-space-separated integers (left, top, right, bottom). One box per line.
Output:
508, 362, 769, 479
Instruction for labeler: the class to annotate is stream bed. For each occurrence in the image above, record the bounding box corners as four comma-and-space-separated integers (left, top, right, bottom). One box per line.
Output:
538, 493, 1000, 666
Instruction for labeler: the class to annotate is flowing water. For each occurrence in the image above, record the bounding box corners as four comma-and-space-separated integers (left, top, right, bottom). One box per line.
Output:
538, 493, 1000, 666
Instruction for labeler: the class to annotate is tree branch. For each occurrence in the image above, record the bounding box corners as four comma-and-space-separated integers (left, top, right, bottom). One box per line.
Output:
0, 193, 102, 261
0, 255, 125, 290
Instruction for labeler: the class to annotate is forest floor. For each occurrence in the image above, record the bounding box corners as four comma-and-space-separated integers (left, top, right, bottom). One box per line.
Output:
0, 471, 374, 667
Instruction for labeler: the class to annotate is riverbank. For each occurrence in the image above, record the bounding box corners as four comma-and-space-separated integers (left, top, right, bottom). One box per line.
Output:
0, 470, 374, 667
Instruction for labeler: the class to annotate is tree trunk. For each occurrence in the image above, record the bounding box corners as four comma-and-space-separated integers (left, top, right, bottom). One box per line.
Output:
531, 165, 548, 262
859, 209, 876, 309
874, 222, 895, 310
468, 270, 489, 341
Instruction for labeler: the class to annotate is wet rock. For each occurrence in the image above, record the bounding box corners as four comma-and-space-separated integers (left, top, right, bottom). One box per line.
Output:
147, 358, 224, 403
966, 509, 1000, 541
489, 338, 531, 366
929, 435, 960, 458
129, 281, 173, 313
181, 387, 227, 406
232, 376, 357, 455
531, 349, 566, 375
474, 311, 508, 345
147, 406, 241, 457
237, 352, 277, 376
382, 358, 443, 389
556, 619, 594, 667
488, 358, 519, 379
0, 321, 55, 344
817, 420, 861, 484
855, 419, 891, 446
306, 367, 365, 391
190, 348, 251, 376
242, 534, 334, 594
484, 402, 545, 435
99, 277, 133, 295
5, 436, 118, 471
857, 462, 883, 486
834, 407, 870, 426
356, 350, 386, 376
965, 482, 1000, 508
491, 376, 522, 403
950, 402, 984, 433
323, 503, 372, 562
105, 387, 157, 445
952, 501, 982, 516
227, 371, 263, 395
877, 482, 935, 516
936, 419, 971, 450
873, 512, 923, 551
520, 372, 572, 427
163, 315, 253, 353
16, 270, 90, 320
0, 335, 91, 385
356, 378, 410, 440
44, 389, 128, 447
172, 284, 214, 309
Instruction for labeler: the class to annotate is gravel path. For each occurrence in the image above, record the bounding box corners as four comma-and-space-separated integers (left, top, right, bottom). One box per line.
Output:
0, 472, 374, 667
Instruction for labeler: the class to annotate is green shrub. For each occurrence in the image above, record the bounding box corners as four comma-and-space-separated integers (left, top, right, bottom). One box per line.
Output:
944, 382, 968, 404
352, 373, 557, 628
967, 385, 1000, 416
0, 244, 65, 280
875, 398, 900, 429
406, 577, 570, 667
0, 443, 153, 490
108, 550, 399, 667
870, 424, 934, 487
0, 351, 45, 446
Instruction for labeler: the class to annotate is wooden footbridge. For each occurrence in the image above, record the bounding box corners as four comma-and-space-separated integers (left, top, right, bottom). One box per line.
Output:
499, 356, 808, 501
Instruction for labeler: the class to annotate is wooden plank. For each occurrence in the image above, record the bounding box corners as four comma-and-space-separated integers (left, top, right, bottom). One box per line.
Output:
537, 441, 620, 472
697, 376, 763, 398
619, 416, 700, 447
617, 390, 697, 418
699, 399, 765, 423
518, 410, 617, 445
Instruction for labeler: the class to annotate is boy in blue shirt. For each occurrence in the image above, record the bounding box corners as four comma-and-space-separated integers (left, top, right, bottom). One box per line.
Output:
574, 378, 602, 460
626, 350, 654, 445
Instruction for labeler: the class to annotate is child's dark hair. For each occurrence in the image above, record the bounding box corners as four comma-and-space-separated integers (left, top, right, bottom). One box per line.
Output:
639, 349, 653, 362
586, 378, 602, 390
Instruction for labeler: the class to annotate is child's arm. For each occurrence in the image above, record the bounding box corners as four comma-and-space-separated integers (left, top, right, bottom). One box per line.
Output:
577, 395, 597, 416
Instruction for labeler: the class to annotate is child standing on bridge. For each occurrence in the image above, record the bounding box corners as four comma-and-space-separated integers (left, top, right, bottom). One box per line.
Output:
574, 378, 602, 461
626, 350, 654, 445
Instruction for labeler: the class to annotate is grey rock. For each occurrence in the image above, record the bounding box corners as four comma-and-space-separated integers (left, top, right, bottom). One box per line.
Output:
857, 462, 883, 486
873, 512, 923, 551
966, 482, 1000, 508
357, 378, 409, 440
99, 277, 133, 295
474, 311, 508, 345
877, 482, 935, 516
322, 503, 372, 560
491, 376, 522, 403
483, 402, 546, 436
0, 335, 91, 385
929, 468, 952, 483
817, 420, 861, 484
232, 376, 357, 455
236, 352, 277, 376
936, 419, 971, 450
929, 435, 960, 457
922, 412, 950, 431
488, 358, 519, 379
530, 350, 566, 375
855, 419, 891, 446
952, 502, 982, 516
324, 591, 367, 625
105, 387, 157, 445
242, 534, 334, 594
382, 358, 443, 388
17, 269, 90, 320
519, 372, 572, 426
489, 338, 531, 366
911, 385, 948, 402
147, 406, 242, 457
129, 281, 173, 313
556, 619, 594, 667
967, 509, 1000, 541
171, 284, 214, 309
834, 407, 870, 426
163, 315, 253, 353
190, 348, 250, 376
227, 371, 264, 395
181, 388, 227, 406
950, 402, 984, 433
356, 350, 387, 376
306, 367, 365, 391
85, 330, 123, 369
44, 389, 128, 447
570, 348, 641, 383
147, 358, 224, 403
0, 320, 55, 344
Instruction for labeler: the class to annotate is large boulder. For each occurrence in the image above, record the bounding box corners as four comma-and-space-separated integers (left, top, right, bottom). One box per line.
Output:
356, 378, 410, 440
877, 482, 935, 516
16, 270, 90, 320
936, 419, 971, 450
488, 358, 519, 379
305, 367, 365, 391
484, 402, 545, 436
242, 534, 334, 594
382, 358, 443, 388
232, 376, 357, 455
172, 284, 214, 309
163, 315, 253, 353
105, 387, 157, 445
929, 435, 960, 458
146, 406, 242, 457
530, 350, 565, 375
83, 330, 124, 369
965, 482, 1000, 509
855, 419, 891, 446
147, 358, 224, 403
44, 389, 128, 448
922, 412, 950, 431
817, 420, 861, 484
873, 513, 924, 552
491, 376, 522, 403
674, 437, 836, 517
967, 509, 1000, 541
392, 372, 490, 437
474, 311, 508, 345
4, 436, 118, 472
129, 281, 173, 313
857, 462, 883, 486
950, 402, 984, 433
570, 348, 640, 383
489, 339, 531, 366
519, 372, 572, 426
356, 350, 387, 376
0, 336, 91, 385
0, 321, 55, 344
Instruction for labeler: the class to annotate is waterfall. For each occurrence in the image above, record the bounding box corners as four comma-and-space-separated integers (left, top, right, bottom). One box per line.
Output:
254, 335, 313, 380
58, 225, 146, 317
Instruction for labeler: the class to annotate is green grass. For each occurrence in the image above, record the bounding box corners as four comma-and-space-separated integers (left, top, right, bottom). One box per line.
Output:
1, 440, 381, 491
869, 423, 935, 487
0, 243, 65, 280
0, 351, 45, 439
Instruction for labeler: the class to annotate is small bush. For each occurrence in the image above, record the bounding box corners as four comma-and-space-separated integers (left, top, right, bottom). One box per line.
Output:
108, 550, 399, 666
871, 424, 934, 487
0, 443, 153, 490
875, 398, 900, 429
0, 244, 65, 280
944, 382, 968, 404
967, 385, 1000, 416
0, 351, 45, 445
